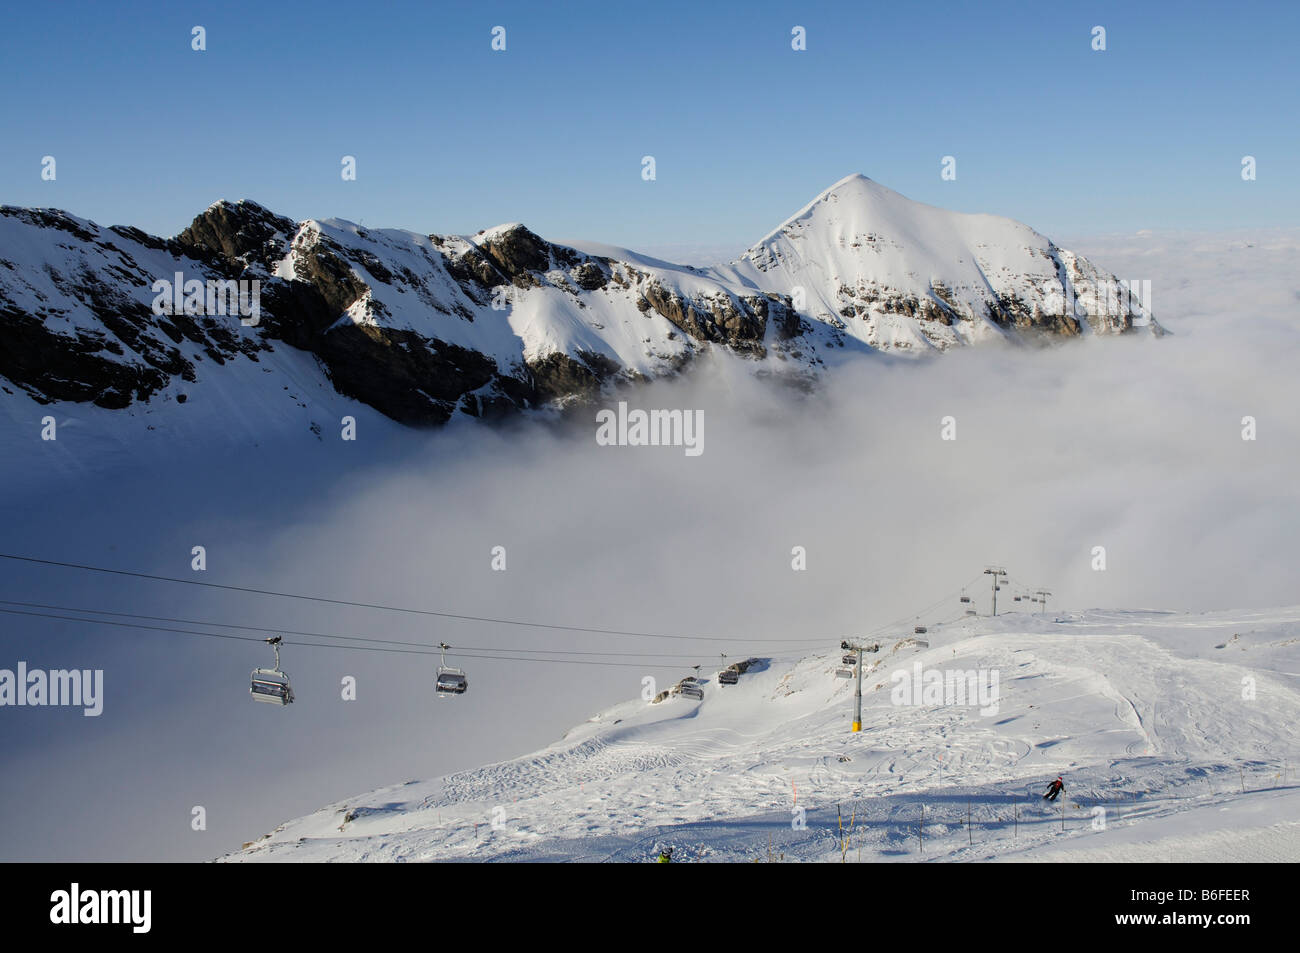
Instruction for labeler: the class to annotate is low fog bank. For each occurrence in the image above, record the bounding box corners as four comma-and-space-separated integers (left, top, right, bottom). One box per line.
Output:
2, 231, 1297, 861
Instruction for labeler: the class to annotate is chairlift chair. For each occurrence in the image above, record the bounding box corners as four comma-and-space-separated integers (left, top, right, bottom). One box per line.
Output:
675, 674, 702, 698
960, 595, 971, 604
250, 637, 294, 706
719, 669, 739, 686
435, 642, 468, 697
842, 653, 858, 665
914, 625, 928, 635
835, 666, 854, 679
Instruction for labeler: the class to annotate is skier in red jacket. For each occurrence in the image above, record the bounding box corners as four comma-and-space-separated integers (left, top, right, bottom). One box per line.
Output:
1043, 776, 1065, 802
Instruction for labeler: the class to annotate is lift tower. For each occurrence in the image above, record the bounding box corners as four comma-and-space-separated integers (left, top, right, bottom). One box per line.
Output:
840, 639, 867, 732
985, 567, 1008, 616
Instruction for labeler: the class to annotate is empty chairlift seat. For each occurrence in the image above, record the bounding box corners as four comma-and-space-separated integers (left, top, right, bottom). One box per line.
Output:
436, 670, 467, 691
914, 625, 928, 635
435, 642, 469, 697
718, 669, 739, 686
674, 676, 704, 699
250, 669, 294, 705
250, 636, 294, 706
435, 669, 468, 695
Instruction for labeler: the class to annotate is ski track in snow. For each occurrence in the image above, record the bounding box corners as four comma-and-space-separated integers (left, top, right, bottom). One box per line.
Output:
223, 607, 1300, 863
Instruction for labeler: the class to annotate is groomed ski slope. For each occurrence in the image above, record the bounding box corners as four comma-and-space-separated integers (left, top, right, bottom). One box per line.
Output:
223, 607, 1300, 863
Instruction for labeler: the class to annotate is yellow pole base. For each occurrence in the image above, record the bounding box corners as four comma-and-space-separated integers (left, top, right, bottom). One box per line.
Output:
851, 721, 861, 732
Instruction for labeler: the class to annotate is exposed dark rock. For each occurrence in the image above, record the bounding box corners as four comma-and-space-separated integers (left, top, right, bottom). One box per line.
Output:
571, 260, 608, 291
318, 325, 499, 425
442, 242, 506, 295
0, 206, 98, 243
477, 225, 552, 280
642, 281, 765, 351
0, 305, 171, 407
176, 200, 296, 272
525, 350, 620, 404
288, 235, 370, 317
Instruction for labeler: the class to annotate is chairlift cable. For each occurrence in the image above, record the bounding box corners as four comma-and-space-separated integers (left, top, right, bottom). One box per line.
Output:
0, 552, 828, 645
0, 606, 731, 670
0, 598, 725, 659
0, 553, 1004, 662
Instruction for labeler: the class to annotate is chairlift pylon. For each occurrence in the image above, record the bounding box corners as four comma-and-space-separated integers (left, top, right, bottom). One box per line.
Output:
250, 636, 294, 706
435, 641, 468, 697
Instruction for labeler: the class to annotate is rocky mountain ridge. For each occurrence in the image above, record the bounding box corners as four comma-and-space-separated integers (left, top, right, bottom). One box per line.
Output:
0, 175, 1162, 426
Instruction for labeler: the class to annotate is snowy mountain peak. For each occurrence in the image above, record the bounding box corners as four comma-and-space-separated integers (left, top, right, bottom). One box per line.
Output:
754, 173, 970, 245
719, 174, 1158, 351
474, 222, 530, 240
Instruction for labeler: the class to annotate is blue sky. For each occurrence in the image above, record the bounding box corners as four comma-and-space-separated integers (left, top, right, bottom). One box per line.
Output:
1, 0, 1295, 253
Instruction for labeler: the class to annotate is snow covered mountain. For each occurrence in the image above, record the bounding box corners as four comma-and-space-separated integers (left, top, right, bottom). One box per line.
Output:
718, 174, 1159, 350
223, 606, 1300, 863
0, 176, 1161, 428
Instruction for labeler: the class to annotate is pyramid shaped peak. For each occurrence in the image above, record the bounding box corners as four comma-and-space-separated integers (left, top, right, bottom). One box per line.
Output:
799, 173, 919, 213
824, 172, 875, 190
